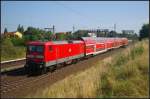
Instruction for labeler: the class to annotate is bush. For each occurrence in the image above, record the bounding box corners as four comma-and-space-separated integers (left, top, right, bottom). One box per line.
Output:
11, 37, 25, 46
1, 38, 26, 61
114, 53, 128, 67
113, 80, 137, 97
130, 45, 144, 60
100, 73, 113, 97
116, 63, 140, 80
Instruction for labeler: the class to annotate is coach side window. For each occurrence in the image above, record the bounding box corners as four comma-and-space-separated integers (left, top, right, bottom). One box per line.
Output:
49, 46, 53, 52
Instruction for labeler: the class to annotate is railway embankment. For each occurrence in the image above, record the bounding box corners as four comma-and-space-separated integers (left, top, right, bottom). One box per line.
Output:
26, 39, 149, 98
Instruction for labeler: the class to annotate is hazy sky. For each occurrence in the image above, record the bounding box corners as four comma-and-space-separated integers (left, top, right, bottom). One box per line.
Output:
1, 1, 149, 34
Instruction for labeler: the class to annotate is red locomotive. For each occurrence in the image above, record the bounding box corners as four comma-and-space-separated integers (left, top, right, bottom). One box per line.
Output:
24, 37, 128, 74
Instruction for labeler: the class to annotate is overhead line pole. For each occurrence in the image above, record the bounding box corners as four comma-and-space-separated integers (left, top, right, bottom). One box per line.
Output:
114, 24, 116, 32
114, 24, 116, 37
44, 25, 55, 40
73, 26, 75, 33
44, 25, 55, 33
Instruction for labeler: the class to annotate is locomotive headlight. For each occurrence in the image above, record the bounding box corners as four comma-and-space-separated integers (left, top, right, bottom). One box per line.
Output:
40, 65, 43, 68
36, 55, 44, 59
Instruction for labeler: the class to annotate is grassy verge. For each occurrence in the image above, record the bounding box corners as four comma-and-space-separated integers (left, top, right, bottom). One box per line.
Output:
98, 39, 149, 98
26, 39, 149, 98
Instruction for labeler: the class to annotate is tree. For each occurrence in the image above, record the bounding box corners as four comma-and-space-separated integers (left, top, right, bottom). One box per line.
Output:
66, 32, 73, 40
17, 24, 24, 33
56, 33, 66, 40
20, 26, 24, 33
139, 23, 149, 40
17, 24, 21, 32
42, 31, 53, 40
23, 26, 52, 41
73, 30, 90, 39
108, 31, 115, 37
4, 28, 8, 34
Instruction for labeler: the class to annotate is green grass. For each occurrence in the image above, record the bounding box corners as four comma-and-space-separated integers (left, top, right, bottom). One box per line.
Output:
26, 39, 149, 98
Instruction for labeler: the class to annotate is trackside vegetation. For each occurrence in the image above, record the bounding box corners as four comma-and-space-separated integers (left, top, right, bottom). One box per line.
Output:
26, 39, 149, 98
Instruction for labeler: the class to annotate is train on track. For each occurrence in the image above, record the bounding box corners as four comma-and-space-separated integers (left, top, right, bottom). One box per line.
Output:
24, 37, 128, 74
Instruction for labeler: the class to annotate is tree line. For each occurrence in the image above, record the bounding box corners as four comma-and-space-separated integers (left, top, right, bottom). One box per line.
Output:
2, 23, 149, 47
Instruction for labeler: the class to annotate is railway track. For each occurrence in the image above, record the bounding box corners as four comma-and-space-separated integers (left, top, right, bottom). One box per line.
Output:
1, 42, 134, 98
1, 74, 50, 93
1, 58, 26, 70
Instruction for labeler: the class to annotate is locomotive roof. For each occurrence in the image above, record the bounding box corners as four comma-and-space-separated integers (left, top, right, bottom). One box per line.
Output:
27, 40, 83, 45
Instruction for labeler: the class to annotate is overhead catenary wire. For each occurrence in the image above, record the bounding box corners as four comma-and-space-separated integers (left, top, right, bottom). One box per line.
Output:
53, 2, 89, 22
2, 2, 117, 33
53, 2, 104, 28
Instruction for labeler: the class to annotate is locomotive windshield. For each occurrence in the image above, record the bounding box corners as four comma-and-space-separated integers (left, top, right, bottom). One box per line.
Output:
28, 45, 43, 53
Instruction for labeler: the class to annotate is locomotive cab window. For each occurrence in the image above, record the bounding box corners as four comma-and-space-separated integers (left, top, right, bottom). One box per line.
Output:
28, 45, 43, 53
49, 46, 53, 52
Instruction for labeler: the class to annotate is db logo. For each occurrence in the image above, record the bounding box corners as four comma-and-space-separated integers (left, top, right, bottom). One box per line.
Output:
69, 48, 71, 52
